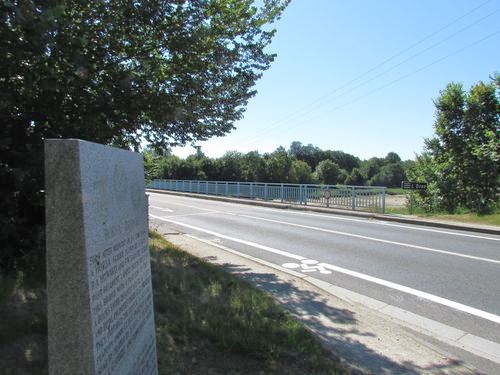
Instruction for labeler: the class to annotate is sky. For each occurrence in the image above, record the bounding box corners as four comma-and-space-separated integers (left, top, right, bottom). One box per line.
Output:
172, 0, 500, 161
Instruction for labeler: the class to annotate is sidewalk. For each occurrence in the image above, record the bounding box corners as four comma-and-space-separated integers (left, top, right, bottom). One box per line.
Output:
147, 189, 500, 236
153, 227, 486, 374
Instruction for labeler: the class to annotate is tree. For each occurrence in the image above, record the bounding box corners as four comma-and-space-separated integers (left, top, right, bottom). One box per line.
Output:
219, 151, 244, 181
369, 163, 406, 187
143, 148, 169, 181
323, 150, 360, 172
200, 157, 218, 181
288, 142, 323, 170
462, 79, 499, 212
289, 160, 312, 184
1, 0, 290, 275
182, 155, 208, 180
344, 168, 366, 186
265, 146, 292, 182
406, 152, 441, 212
415, 76, 499, 213
288, 141, 304, 159
360, 157, 383, 181
162, 155, 182, 179
385, 152, 401, 165
426, 83, 467, 211
314, 159, 342, 185
241, 151, 267, 182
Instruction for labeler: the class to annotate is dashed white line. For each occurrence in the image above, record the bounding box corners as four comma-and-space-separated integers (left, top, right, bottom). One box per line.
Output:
283, 210, 500, 242
149, 214, 305, 261
236, 214, 500, 265
149, 198, 500, 264
150, 200, 221, 213
148, 192, 500, 241
149, 205, 174, 212
149, 213, 500, 325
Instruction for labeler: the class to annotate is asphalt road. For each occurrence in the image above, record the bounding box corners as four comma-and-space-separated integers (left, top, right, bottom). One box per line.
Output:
148, 192, 500, 368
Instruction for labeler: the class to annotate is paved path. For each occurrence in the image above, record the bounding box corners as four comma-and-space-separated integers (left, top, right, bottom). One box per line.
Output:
148, 192, 500, 374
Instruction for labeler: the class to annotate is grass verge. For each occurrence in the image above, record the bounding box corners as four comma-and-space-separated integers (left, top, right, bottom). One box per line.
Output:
150, 230, 346, 374
423, 212, 500, 226
0, 232, 347, 374
385, 207, 500, 226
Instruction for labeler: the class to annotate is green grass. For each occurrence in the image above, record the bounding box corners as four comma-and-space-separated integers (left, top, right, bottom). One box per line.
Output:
385, 207, 500, 226
385, 206, 427, 216
426, 212, 500, 226
0, 233, 346, 374
150, 231, 346, 374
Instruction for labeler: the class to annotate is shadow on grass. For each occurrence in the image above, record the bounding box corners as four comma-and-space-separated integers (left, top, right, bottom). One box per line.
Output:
0, 231, 476, 375
150, 235, 348, 374
205, 259, 472, 375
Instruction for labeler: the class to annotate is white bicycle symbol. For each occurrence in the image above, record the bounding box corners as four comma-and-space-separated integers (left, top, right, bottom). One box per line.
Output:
282, 259, 332, 274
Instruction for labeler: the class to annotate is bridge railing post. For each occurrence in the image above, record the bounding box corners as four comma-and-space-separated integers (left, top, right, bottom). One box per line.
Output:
351, 186, 356, 211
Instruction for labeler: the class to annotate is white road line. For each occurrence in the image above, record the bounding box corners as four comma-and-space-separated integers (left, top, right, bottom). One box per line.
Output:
150, 213, 500, 325
282, 210, 500, 242
148, 192, 500, 241
185, 233, 500, 364
149, 204, 224, 218
147, 195, 500, 264
149, 214, 305, 261
149, 205, 174, 212
318, 262, 500, 325
150, 200, 221, 213
149, 194, 499, 263
164, 212, 221, 219
236, 214, 500, 265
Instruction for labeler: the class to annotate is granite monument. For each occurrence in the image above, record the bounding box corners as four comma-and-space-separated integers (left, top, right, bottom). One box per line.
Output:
45, 139, 158, 375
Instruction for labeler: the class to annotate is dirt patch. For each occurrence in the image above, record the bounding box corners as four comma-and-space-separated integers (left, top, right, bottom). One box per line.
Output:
385, 194, 407, 208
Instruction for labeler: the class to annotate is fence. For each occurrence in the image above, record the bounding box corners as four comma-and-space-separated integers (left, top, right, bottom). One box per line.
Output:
148, 179, 386, 213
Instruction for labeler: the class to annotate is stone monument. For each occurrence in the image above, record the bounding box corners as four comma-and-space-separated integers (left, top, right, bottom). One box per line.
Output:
45, 139, 158, 375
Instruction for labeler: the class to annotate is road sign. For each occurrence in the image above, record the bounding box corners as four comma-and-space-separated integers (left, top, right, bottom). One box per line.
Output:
323, 189, 332, 200
401, 181, 427, 190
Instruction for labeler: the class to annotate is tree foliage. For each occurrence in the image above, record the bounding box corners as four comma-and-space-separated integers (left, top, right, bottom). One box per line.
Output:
288, 142, 324, 170
410, 76, 499, 213
1, 0, 289, 275
265, 146, 291, 183
289, 160, 312, 184
406, 152, 441, 212
145, 142, 407, 188
344, 168, 364, 186
324, 150, 361, 172
314, 159, 342, 185
369, 163, 406, 187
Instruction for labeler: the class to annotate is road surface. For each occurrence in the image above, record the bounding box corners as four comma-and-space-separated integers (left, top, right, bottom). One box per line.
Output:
148, 192, 500, 371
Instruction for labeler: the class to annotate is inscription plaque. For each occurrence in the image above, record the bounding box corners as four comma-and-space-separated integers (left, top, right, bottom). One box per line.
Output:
45, 139, 158, 375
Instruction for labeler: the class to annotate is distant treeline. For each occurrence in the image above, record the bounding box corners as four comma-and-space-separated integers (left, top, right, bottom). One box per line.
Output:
144, 141, 412, 187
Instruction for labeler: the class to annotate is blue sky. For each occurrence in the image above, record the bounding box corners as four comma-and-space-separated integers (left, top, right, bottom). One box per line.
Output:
173, 0, 500, 161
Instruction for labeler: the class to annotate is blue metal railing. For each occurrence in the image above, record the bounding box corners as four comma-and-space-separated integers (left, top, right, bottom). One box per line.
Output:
147, 179, 386, 213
